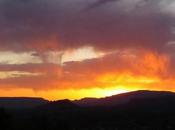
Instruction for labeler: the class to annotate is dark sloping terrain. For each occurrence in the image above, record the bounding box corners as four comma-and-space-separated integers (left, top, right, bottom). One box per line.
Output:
74, 90, 175, 107
0, 97, 48, 109
1, 90, 175, 130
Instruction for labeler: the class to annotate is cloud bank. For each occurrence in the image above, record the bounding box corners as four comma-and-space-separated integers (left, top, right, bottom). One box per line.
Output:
0, 0, 174, 52
0, 0, 175, 97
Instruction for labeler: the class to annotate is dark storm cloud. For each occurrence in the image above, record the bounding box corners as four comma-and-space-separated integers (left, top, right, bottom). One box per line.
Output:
0, 0, 174, 52
86, 0, 118, 10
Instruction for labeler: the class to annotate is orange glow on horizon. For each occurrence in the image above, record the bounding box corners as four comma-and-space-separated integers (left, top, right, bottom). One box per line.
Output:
0, 51, 174, 100
0, 87, 134, 100
1, 84, 175, 101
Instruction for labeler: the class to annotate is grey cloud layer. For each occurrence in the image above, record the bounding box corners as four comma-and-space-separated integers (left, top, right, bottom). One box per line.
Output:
0, 0, 174, 52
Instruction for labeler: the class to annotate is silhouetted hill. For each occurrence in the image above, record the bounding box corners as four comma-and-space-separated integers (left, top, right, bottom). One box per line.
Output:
0, 97, 48, 109
2, 90, 174, 110
2, 90, 175, 130
74, 90, 175, 108
37, 99, 79, 111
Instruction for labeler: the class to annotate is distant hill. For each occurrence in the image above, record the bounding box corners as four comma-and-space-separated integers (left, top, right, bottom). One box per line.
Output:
0, 97, 48, 109
74, 90, 175, 107
1, 90, 175, 109
37, 99, 79, 111
1, 90, 175, 130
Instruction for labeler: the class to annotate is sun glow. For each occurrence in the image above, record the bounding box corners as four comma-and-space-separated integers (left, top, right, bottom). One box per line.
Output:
37, 87, 133, 100
0, 51, 173, 100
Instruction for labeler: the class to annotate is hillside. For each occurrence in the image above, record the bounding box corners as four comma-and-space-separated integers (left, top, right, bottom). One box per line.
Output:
1, 90, 175, 130
0, 97, 48, 109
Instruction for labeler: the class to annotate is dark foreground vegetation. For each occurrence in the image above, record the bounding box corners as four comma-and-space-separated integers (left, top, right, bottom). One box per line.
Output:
1, 90, 175, 130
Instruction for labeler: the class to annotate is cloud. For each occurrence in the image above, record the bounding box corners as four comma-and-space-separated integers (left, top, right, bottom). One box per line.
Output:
0, 50, 173, 91
0, 0, 174, 53
86, 0, 118, 10
0, 63, 63, 89
0, 0, 175, 94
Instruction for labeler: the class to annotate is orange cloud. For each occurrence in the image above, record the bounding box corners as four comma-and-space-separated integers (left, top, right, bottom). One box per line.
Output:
0, 49, 174, 100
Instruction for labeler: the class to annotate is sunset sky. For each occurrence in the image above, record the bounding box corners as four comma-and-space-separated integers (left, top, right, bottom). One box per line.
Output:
0, 0, 175, 100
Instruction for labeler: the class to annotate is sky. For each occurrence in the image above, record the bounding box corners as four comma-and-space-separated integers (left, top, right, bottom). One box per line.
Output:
0, 0, 175, 100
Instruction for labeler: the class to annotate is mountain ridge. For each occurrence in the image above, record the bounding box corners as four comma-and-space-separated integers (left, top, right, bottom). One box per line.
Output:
0, 97, 48, 109
1, 90, 175, 130
73, 90, 175, 107
0, 90, 175, 108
